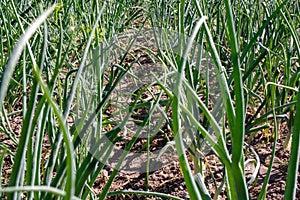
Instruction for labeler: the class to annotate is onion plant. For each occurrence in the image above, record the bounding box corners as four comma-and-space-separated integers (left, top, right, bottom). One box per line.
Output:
0, 0, 299, 200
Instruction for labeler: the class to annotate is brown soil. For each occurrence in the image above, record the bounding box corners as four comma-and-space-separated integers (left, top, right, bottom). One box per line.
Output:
1, 100, 300, 200
89, 122, 299, 200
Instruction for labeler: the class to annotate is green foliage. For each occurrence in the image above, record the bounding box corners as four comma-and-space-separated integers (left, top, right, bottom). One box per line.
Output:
0, 0, 299, 199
